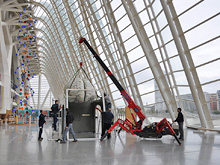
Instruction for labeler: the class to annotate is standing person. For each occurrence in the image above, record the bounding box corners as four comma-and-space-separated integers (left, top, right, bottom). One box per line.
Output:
96, 107, 114, 139
104, 93, 112, 111
60, 108, 77, 143
173, 108, 184, 140
38, 110, 46, 141
51, 100, 61, 131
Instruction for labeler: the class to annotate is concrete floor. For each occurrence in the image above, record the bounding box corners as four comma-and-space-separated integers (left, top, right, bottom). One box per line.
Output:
0, 121, 220, 165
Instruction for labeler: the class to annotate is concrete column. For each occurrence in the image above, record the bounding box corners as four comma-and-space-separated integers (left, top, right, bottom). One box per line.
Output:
160, 0, 210, 128
0, 10, 12, 113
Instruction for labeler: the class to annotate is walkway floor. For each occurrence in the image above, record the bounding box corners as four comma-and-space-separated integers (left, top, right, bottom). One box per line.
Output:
0, 121, 220, 165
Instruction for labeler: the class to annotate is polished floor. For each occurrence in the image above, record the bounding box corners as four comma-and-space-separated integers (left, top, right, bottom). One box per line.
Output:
0, 120, 220, 165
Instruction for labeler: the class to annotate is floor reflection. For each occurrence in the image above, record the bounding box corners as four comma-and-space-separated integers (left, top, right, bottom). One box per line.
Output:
0, 121, 220, 164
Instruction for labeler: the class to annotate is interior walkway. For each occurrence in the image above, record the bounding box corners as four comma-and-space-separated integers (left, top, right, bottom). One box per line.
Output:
0, 121, 220, 165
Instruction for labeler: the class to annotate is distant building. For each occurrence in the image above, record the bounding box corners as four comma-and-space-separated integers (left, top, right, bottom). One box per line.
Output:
217, 90, 220, 111
143, 104, 154, 113
178, 94, 196, 112
178, 92, 212, 113
210, 93, 217, 111
154, 80, 216, 113
155, 87, 213, 113
203, 92, 211, 113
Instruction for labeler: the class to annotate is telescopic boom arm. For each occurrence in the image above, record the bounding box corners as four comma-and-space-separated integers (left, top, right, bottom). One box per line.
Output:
79, 37, 145, 122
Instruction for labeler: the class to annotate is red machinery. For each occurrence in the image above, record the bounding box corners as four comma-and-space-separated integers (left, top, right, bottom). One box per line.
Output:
79, 37, 181, 145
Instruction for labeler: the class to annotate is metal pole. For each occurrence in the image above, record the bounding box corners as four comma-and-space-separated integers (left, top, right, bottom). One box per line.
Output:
37, 73, 41, 110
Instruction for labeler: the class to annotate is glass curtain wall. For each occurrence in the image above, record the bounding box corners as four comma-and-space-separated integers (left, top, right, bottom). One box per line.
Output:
32, 0, 220, 128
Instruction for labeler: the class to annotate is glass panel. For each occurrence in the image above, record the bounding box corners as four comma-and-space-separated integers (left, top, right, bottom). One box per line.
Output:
29, 0, 220, 128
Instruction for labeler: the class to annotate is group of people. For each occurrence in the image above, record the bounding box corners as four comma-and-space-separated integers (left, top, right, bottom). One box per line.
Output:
38, 95, 184, 142
38, 100, 78, 143
38, 93, 115, 142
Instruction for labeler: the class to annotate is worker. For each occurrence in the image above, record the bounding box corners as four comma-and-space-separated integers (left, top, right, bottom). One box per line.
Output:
104, 93, 112, 111
173, 108, 184, 140
60, 108, 78, 143
38, 110, 46, 141
96, 107, 114, 139
51, 100, 62, 131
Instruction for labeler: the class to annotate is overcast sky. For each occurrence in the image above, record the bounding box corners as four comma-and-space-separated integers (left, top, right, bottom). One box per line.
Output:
31, 0, 220, 108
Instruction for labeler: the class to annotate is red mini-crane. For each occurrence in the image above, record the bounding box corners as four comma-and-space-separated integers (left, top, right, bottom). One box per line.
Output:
79, 37, 181, 145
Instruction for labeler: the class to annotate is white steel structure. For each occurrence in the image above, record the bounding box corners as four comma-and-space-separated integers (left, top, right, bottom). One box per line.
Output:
0, 0, 220, 130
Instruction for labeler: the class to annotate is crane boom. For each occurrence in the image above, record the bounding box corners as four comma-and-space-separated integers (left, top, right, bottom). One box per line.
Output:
79, 37, 145, 122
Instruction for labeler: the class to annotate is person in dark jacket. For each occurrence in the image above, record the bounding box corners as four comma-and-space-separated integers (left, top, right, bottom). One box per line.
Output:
104, 93, 112, 111
38, 110, 46, 141
173, 108, 184, 140
51, 100, 61, 131
60, 108, 77, 143
96, 107, 114, 139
